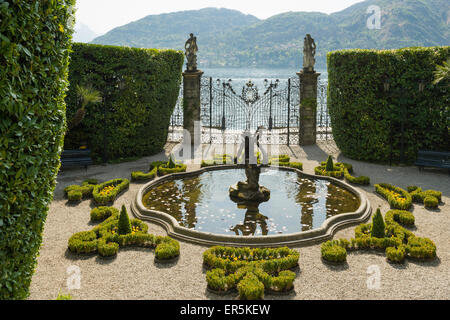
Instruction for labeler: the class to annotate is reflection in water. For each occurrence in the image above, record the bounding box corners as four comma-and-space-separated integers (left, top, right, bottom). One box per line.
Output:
231, 204, 269, 236
143, 169, 359, 236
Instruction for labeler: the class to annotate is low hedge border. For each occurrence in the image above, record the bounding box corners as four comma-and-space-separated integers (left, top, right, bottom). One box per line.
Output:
321, 209, 436, 264
68, 207, 180, 261
375, 183, 412, 210
408, 186, 442, 210
157, 164, 187, 176
93, 179, 130, 205
203, 246, 299, 299
314, 159, 355, 179
343, 168, 370, 186
131, 167, 157, 182
90, 207, 119, 222
64, 179, 99, 202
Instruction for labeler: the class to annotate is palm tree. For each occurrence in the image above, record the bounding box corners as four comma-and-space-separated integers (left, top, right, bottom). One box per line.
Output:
433, 58, 450, 86
68, 85, 102, 131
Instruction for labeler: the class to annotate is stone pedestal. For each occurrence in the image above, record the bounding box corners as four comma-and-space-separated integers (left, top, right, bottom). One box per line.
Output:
297, 70, 320, 146
183, 70, 203, 149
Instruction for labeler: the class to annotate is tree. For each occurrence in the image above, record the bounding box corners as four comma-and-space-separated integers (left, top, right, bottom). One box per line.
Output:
168, 155, 176, 169
371, 208, 385, 238
118, 205, 132, 235
325, 156, 334, 172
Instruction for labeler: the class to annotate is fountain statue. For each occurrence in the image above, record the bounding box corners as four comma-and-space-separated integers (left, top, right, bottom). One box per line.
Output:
229, 129, 270, 203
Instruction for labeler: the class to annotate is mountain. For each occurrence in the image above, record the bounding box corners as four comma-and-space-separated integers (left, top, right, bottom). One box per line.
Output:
73, 22, 99, 43
92, 0, 450, 69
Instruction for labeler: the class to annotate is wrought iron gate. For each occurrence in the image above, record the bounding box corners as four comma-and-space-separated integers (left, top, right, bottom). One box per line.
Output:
168, 76, 331, 144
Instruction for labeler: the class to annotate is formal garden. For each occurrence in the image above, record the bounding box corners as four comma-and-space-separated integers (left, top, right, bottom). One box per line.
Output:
1, 1, 449, 301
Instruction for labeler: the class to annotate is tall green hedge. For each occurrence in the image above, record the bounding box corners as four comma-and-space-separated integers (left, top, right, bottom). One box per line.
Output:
0, 0, 75, 299
64, 43, 184, 162
327, 47, 450, 163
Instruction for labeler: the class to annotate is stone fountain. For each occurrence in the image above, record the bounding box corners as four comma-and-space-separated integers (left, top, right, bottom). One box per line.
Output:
229, 130, 270, 203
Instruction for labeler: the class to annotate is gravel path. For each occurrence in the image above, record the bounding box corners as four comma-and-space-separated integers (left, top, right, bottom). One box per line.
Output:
28, 142, 450, 300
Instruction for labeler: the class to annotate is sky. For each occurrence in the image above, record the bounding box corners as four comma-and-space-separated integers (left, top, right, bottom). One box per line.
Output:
75, 0, 366, 35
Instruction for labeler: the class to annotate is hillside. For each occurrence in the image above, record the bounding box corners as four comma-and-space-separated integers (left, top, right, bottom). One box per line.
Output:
92, 0, 450, 69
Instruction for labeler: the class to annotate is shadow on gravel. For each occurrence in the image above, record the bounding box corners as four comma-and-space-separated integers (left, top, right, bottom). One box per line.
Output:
64, 249, 96, 262
321, 259, 350, 272
407, 256, 441, 268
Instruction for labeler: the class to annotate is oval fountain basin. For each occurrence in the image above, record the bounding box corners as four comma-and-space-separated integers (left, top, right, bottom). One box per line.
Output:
142, 168, 360, 237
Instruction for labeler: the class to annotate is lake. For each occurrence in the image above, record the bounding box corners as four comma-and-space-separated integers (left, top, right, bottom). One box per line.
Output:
200, 67, 328, 90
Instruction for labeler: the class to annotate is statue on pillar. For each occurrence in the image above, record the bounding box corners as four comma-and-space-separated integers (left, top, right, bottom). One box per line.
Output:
303, 34, 316, 72
185, 33, 198, 72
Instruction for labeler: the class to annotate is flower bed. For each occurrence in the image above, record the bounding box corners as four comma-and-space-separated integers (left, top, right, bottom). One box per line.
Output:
68, 206, 180, 261
321, 209, 436, 264
375, 183, 412, 210
93, 179, 130, 205
203, 246, 299, 299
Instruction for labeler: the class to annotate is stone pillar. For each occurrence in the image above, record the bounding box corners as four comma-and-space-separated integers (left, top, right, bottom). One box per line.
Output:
183, 70, 203, 147
297, 70, 320, 145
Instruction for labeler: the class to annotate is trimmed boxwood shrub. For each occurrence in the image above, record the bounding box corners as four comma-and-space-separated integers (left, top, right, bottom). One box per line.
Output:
237, 273, 265, 300
203, 246, 299, 299
409, 187, 442, 209
424, 196, 439, 209
157, 163, 187, 176
0, 0, 75, 300
322, 208, 436, 264
385, 210, 415, 227
327, 47, 450, 164
386, 246, 406, 263
64, 43, 184, 162
131, 167, 157, 182
93, 178, 130, 205
150, 160, 169, 171
321, 241, 347, 263
406, 237, 436, 260
284, 162, 303, 171
68, 208, 180, 260
375, 183, 412, 210
315, 160, 354, 179
64, 179, 98, 202
344, 168, 370, 185
91, 207, 119, 222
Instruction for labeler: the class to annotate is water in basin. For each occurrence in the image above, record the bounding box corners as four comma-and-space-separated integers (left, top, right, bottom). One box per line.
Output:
143, 168, 360, 236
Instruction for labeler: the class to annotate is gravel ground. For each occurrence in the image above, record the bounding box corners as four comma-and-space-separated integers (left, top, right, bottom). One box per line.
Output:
28, 142, 450, 300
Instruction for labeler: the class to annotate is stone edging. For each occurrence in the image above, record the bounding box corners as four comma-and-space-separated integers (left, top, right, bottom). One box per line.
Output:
131, 165, 372, 248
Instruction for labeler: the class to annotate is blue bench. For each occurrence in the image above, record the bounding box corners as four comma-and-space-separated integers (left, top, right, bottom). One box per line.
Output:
61, 149, 93, 170
415, 150, 450, 174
